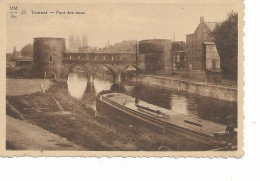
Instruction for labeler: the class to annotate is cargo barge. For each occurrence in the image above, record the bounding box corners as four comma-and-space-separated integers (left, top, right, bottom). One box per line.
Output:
96, 91, 236, 150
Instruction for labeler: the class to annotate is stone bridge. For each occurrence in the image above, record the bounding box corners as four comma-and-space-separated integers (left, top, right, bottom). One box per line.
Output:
60, 52, 144, 83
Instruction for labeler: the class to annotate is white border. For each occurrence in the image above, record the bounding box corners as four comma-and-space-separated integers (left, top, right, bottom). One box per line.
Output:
0, 0, 259, 180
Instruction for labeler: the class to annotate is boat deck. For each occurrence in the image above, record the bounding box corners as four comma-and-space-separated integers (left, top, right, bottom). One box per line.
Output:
101, 93, 227, 138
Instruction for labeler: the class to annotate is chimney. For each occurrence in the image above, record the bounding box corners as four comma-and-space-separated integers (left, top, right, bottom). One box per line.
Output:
200, 16, 204, 23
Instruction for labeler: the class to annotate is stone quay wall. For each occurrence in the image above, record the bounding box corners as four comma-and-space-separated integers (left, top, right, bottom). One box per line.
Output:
133, 74, 237, 102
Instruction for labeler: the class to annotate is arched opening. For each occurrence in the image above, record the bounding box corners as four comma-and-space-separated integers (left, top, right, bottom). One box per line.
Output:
67, 64, 90, 100
48, 71, 56, 79
95, 64, 119, 81
123, 64, 144, 79
67, 64, 90, 79
124, 64, 143, 73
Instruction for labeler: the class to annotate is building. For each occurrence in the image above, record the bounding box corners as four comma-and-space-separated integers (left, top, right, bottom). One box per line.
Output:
12, 46, 21, 60
16, 56, 32, 67
75, 36, 81, 50
68, 34, 83, 52
33, 37, 65, 78
186, 17, 220, 71
68, 34, 76, 52
139, 39, 172, 75
172, 41, 187, 70
6, 53, 16, 67
202, 42, 221, 83
82, 35, 88, 47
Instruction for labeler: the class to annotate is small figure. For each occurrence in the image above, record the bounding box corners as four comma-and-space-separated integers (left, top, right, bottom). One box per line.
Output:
40, 83, 44, 90
135, 97, 139, 105
40, 83, 45, 93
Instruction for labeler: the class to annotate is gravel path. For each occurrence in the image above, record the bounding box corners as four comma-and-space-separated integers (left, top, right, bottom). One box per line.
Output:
6, 116, 83, 150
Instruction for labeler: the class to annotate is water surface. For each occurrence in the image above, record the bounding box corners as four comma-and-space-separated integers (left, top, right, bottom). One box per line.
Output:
67, 71, 237, 126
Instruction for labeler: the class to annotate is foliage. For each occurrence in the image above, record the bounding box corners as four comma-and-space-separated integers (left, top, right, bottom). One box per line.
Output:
20, 44, 33, 58
211, 11, 238, 79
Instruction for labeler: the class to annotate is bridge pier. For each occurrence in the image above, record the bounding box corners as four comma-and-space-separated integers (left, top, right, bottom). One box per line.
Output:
113, 72, 122, 83
117, 73, 121, 83
88, 73, 95, 83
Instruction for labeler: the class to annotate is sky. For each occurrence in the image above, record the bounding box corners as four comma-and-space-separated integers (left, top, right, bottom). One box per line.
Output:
6, 3, 238, 53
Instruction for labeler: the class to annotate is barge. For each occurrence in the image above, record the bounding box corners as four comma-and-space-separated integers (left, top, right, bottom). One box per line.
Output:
96, 91, 236, 149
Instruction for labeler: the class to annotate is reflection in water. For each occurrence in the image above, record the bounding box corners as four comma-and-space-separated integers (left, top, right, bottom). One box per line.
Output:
170, 95, 188, 115
67, 72, 88, 100
67, 72, 237, 126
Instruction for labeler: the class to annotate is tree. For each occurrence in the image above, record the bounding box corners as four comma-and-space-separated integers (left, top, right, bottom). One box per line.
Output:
20, 44, 33, 58
211, 11, 238, 80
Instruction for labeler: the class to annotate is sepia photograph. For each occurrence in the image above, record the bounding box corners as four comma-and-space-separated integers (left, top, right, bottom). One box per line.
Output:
2, 0, 243, 156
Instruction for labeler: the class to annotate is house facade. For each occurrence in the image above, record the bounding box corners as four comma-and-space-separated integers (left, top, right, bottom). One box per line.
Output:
172, 41, 187, 70
186, 17, 219, 71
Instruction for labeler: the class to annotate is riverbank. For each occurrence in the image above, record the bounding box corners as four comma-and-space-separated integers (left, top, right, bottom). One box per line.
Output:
7, 78, 212, 151
129, 74, 237, 102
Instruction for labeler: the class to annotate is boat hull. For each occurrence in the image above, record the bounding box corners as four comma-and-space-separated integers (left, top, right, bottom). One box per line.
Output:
96, 93, 230, 149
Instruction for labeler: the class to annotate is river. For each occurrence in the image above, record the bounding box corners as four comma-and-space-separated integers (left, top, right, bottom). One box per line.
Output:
67, 71, 237, 127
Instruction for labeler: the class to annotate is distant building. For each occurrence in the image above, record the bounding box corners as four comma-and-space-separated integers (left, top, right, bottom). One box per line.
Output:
82, 35, 88, 47
68, 34, 86, 52
68, 34, 76, 52
106, 40, 111, 48
172, 41, 187, 70
139, 39, 172, 75
6, 53, 16, 67
16, 56, 32, 67
6, 53, 13, 62
75, 36, 81, 50
186, 17, 220, 71
12, 46, 21, 60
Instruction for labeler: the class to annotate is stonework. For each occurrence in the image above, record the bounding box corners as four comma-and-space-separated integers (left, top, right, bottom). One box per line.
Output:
186, 17, 220, 71
33, 37, 65, 78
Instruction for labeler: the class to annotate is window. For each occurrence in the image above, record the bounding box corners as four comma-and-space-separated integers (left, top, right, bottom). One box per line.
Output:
69, 56, 72, 60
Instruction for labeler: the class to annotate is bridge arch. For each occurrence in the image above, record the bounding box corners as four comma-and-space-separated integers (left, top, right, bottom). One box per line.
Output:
123, 64, 144, 73
95, 64, 119, 78
67, 64, 90, 79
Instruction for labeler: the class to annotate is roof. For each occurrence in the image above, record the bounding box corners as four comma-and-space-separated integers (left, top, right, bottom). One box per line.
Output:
140, 39, 172, 42
17, 56, 33, 61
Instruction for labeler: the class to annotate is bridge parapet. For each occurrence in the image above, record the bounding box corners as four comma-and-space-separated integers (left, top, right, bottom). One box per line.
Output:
63, 52, 136, 64
60, 52, 144, 83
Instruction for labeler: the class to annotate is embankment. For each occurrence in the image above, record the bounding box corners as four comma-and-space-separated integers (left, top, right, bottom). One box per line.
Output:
130, 75, 237, 102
